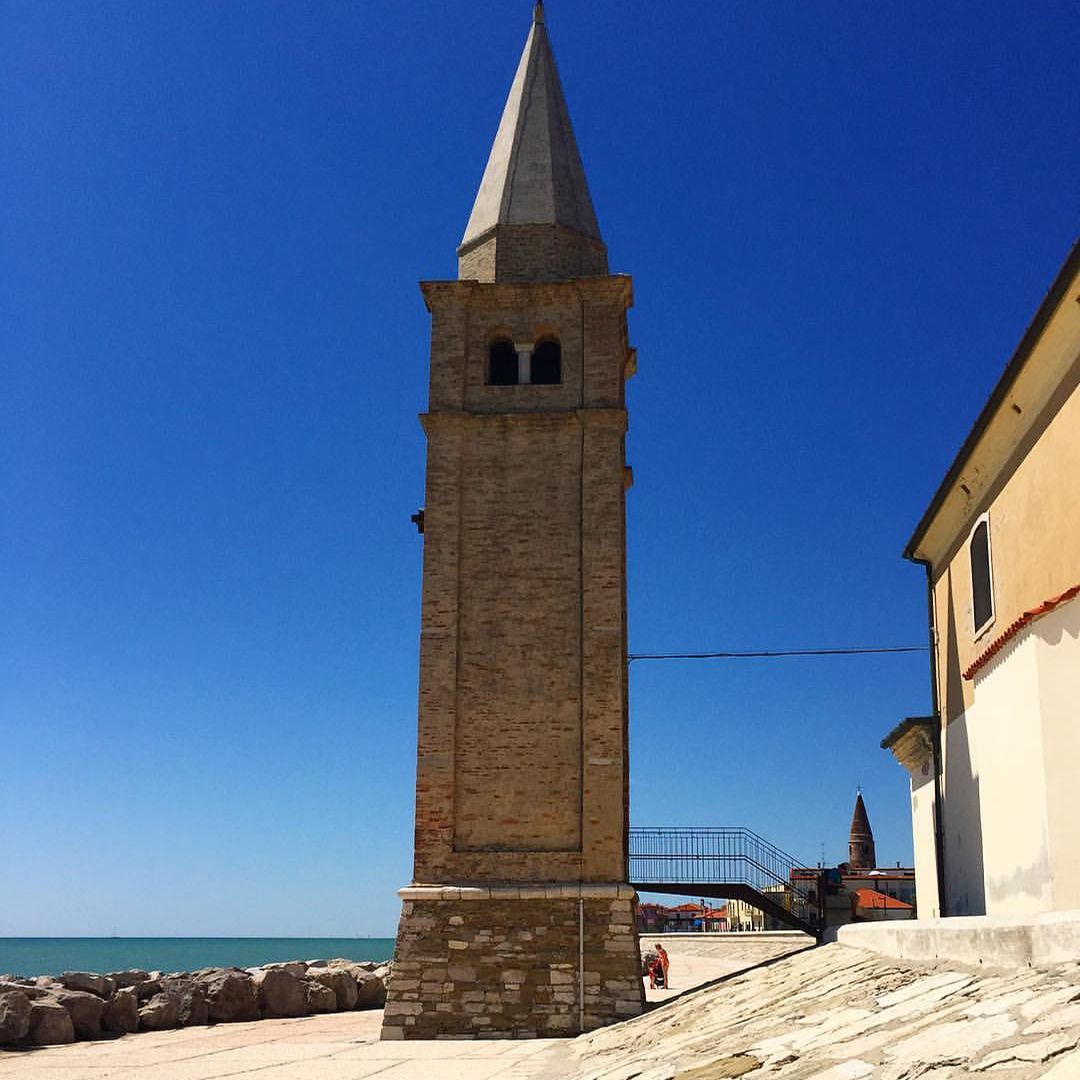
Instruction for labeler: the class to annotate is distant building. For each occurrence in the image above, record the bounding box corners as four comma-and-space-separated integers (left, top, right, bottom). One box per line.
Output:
884, 240, 1080, 919
726, 896, 767, 933
703, 906, 729, 932
838, 869, 916, 908
790, 866, 915, 912
735, 794, 915, 931
665, 903, 705, 932
639, 797, 913, 933
636, 902, 669, 933
852, 889, 914, 921
636, 901, 727, 933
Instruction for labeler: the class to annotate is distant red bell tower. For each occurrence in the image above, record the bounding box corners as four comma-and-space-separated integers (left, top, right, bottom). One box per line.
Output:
848, 792, 877, 870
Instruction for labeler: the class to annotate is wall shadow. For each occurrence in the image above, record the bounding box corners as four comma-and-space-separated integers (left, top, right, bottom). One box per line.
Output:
942, 579, 986, 916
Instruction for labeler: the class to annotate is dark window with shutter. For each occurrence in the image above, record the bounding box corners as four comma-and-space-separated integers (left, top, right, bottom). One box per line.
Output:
531, 338, 561, 384
970, 519, 994, 632
488, 339, 518, 385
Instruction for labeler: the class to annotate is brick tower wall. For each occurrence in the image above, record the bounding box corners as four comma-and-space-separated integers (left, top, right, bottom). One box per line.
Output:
383, 887, 642, 1040
384, 274, 642, 1039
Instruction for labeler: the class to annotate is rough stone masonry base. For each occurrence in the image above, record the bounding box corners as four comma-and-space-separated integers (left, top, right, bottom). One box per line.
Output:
381, 886, 644, 1039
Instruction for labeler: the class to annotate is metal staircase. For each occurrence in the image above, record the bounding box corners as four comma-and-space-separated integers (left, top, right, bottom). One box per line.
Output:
629, 827, 823, 937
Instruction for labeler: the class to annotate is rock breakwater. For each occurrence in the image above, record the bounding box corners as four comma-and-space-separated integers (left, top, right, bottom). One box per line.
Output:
0, 957, 389, 1047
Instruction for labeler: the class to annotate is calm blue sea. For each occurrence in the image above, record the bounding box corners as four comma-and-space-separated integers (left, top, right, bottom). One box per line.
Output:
0, 938, 395, 979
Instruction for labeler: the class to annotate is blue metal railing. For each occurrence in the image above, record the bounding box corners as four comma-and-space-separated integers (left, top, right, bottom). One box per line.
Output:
629, 826, 821, 930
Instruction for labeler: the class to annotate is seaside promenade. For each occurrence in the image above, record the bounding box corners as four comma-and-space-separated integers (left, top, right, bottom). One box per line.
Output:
3, 934, 1079, 1079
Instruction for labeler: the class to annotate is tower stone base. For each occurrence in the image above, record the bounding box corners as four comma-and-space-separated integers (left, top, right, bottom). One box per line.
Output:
381, 884, 644, 1039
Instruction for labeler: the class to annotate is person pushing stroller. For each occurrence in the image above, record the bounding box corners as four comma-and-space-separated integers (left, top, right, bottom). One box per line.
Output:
644, 944, 670, 989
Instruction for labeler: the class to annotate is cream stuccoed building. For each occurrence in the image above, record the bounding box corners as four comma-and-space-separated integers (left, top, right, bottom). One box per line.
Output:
884, 239, 1080, 919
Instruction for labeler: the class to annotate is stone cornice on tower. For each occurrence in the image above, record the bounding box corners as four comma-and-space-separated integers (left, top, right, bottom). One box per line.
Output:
420, 275, 633, 310
457, 7, 608, 282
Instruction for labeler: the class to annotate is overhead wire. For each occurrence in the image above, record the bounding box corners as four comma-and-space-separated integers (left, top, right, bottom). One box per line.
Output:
627, 645, 928, 662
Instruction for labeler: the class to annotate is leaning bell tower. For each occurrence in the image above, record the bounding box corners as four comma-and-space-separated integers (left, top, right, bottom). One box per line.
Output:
381, 2, 644, 1039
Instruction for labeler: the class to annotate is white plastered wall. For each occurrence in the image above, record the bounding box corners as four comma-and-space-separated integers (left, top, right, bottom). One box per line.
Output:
967, 630, 1052, 915
941, 709, 988, 916
954, 594, 1080, 916
1034, 596, 1080, 910
909, 764, 940, 918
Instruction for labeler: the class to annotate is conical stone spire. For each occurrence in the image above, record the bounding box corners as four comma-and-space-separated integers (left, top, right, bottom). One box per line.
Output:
848, 792, 877, 870
458, 4, 608, 282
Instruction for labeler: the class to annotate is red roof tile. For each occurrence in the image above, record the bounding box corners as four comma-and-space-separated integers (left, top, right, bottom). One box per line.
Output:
963, 585, 1080, 680
853, 888, 912, 910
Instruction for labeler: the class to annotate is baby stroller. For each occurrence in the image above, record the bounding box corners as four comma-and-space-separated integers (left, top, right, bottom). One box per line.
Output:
646, 953, 665, 988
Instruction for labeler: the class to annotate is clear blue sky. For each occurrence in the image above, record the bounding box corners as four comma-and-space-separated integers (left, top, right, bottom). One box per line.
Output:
3, 1, 1077, 936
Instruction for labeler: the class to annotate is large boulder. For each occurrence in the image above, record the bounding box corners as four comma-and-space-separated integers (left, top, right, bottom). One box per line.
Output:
200, 970, 259, 1023
0, 989, 32, 1044
135, 978, 163, 1001
263, 961, 307, 979
306, 968, 357, 1011
304, 978, 338, 1014
108, 970, 153, 989
55, 988, 105, 1040
355, 967, 388, 1010
323, 960, 370, 982
163, 978, 208, 1027
102, 986, 139, 1034
59, 972, 116, 999
0, 980, 45, 999
138, 992, 180, 1031
252, 968, 307, 1019
28, 998, 75, 1045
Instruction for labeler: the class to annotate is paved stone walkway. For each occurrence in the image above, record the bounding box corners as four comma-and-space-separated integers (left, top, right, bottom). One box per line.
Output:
3, 941, 1079, 1078
0, 1012, 574, 1079
575, 943, 1080, 1079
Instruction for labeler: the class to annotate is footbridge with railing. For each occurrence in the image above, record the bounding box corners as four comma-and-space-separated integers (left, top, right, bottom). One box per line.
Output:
629, 827, 823, 937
